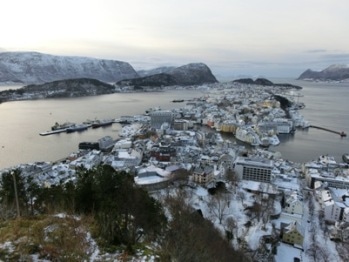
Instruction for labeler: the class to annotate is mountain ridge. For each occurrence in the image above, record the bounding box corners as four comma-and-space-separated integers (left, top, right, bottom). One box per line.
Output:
0, 51, 139, 84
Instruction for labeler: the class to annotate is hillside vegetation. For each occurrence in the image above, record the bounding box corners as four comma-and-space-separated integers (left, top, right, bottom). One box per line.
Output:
0, 165, 249, 261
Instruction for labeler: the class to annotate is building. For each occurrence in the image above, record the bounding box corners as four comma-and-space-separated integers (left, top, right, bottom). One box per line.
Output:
281, 221, 304, 248
69, 150, 103, 170
273, 118, 294, 134
233, 156, 274, 183
321, 188, 349, 223
105, 148, 142, 168
192, 165, 214, 184
284, 192, 303, 216
134, 165, 172, 190
98, 136, 115, 151
150, 110, 174, 129
173, 119, 190, 130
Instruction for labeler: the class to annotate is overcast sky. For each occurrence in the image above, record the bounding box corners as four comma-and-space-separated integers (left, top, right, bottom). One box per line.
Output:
1, 0, 349, 80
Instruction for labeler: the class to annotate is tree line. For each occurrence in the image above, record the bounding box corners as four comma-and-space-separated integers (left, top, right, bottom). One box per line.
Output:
0, 164, 250, 260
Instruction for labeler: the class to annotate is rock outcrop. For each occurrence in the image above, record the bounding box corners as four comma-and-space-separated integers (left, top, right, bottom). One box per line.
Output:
118, 63, 218, 87
0, 78, 116, 102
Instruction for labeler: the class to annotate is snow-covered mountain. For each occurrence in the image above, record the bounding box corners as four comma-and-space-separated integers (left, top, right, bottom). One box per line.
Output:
0, 52, 139, 84
298, 64, 349, 81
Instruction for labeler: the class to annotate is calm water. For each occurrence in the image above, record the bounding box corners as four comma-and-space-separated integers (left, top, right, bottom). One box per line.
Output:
0, 80, 348, 169
273, 79, 349, 163
0, 89, 202, 169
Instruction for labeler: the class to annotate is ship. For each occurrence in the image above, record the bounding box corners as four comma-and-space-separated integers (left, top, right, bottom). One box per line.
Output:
51, 122, 75, 131
91, 119, 114, 128
66, 123, 90, 133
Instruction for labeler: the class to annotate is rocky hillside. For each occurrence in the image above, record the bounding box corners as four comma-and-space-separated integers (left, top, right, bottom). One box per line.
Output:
233, 78, 302, 89
0, 52, 138, 84
118, 63, 218, 87
0, 78, 116, 102
137, 66, 176, 77
298, 64, 349, 81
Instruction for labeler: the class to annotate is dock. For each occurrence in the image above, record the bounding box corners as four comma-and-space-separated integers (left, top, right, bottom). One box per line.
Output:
39, 129, 67, 136
310, 125, 347, 137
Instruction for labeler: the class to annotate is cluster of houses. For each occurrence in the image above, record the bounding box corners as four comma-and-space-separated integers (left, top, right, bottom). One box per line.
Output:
1, 82, 348, 259
303, 155, 349, 242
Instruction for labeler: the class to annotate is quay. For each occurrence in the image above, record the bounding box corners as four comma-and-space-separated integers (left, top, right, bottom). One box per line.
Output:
39, 129, 67, 136
310, 125, 347, 137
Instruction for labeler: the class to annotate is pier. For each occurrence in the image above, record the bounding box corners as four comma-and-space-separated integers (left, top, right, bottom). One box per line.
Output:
310, 125, 347, 137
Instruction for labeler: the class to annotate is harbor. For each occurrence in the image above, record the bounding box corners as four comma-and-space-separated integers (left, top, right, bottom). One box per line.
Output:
39, 119, 115, 136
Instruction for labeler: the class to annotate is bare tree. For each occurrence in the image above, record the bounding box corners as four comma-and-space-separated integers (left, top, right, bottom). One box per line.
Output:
237, 190, 246, 206
226, 168, 239, 193
225, 216, 237, 241
208, 192, 231, 224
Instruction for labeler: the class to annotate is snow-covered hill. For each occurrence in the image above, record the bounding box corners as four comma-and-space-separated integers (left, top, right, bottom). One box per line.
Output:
298, 64, 349, 81
0, 52, 139, 84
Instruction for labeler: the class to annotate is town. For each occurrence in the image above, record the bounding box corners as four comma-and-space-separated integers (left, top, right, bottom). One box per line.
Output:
1, 80, 348, 261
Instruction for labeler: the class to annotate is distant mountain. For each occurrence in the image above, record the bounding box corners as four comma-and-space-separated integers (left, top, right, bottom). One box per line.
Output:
233, 78, 302, 89
118, 63, 218, 87
0, 78, 116, 102
298, 64, 349, 81
137, 66, 176, 77
0, 52, 138, 84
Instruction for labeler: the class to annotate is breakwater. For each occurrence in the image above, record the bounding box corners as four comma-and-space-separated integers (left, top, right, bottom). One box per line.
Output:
310, 125, 347, 137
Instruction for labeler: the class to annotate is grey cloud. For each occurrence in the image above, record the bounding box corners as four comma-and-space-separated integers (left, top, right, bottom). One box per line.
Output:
305, 49, 327, 53
321, 53, 349, 61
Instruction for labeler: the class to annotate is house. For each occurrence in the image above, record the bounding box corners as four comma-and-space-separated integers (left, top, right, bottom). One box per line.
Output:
192, 165, 214, 184
320, 188, 349, 222
284, 192, 303, 216
330, 222, 349, 242
281, 221, 304, 248
104, 148, 142, 169
324, 200, 349, 222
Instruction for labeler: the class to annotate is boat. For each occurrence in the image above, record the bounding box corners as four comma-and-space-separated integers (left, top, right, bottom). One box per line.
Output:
172, 99, 184, 103
91, 119, 114, 128
66, 123, 90, 133
342, 153, 349, 163
40, 121, 75, 136
51, 122, 75, 131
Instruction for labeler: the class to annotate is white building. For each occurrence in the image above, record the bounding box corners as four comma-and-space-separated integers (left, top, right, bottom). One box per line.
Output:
104, 148, 142, 169
273, 118, 294, 134
134, 165, 172, 189
233, 156, 274, 183
69, 150, 103, 170
284, 192, 303, 215
324, 200, 349, 222
150, 110, 174, 129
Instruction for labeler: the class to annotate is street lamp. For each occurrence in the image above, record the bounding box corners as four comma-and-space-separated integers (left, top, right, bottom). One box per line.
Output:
10, 171, 20, 218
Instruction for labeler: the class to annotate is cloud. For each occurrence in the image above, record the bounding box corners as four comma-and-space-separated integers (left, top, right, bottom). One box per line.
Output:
305, 49, 328, 53
321, 53, 349, 61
